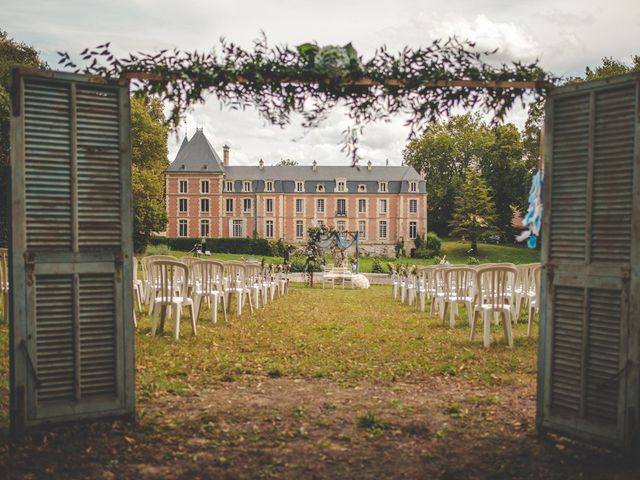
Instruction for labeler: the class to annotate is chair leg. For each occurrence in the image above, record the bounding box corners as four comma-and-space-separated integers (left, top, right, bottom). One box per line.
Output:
483, 311, 491, 348
151, 303, 161, 336
237, 291, 242, 316
247, 290, 254, 314
527, 306, 535, 337
173, 303, 182, 340
189, 304, 197, 335
503, 311, 513, 347
221, 294, 228, 323
449, 302, 456, 328
212, 296, 218, 324
470, 310, 478, 341
194, 294, 202, 321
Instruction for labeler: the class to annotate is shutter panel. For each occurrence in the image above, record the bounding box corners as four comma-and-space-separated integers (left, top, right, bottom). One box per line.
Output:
9, 69, 135, 432
539, 74, 640, 450
549, 94, 589, 262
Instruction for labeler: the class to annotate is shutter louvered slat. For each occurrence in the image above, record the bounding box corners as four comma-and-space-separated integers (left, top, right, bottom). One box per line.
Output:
550, 286, 584, 414
591, 87, 635, 263
35, 276, 75, 403
550, 95, 589, 262
76, 86, 121, 250
24, 80, 72, 251
79, 274, 117, 397
585, 289, 621, 423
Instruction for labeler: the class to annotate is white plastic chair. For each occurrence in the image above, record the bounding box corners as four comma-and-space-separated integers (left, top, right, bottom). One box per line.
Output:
470, 265, 516, 347
0, 248, 8, 322
141, 254, 177, 309
133, 257, 143, 313
224, 261, 254, 316
431, 265, 449, 318
441, 267, 476, 328
192, 260, 227, 324
149, 260, 196, 339
527, 265, 541, 337
244, 263, 266, 309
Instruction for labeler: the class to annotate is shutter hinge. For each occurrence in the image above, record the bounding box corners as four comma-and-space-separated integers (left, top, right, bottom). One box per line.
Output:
20, 339, 40, 389
24, 252, 35, 287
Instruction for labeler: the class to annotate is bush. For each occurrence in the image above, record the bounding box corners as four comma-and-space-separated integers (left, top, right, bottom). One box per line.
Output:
371, 257, 385, 273
412, 247, 438, 259
269, 239, 288, 257
467, 257, 480, 265
425, 232, 442, 254
150, 237, 274, 256
288, 255, 321, 273
146, 243, 172, 256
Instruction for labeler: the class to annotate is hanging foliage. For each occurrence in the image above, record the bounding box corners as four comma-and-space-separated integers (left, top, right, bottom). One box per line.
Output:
58, 35, 554, 162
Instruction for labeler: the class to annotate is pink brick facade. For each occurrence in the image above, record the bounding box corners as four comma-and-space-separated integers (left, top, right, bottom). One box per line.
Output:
165, 130, 427, 253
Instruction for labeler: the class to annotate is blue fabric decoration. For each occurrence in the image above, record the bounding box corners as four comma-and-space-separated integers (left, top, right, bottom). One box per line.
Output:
516, 170, 543, 249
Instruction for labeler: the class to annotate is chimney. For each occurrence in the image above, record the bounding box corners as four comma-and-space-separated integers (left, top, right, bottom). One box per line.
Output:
259, 158, 264, 170
223, 144, 230, 166
367, 160, 372, 171
312, 159, 317, 172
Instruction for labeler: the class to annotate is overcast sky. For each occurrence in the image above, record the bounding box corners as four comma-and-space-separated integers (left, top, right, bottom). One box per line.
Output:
3, 1, 638, 166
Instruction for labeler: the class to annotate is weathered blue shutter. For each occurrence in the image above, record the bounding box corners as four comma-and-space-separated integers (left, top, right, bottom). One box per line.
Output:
538, 73, 640, 449
9, 68, 135, 433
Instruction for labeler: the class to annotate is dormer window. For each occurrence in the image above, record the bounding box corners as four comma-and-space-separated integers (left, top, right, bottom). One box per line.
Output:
295, 181, 305, 192
225, 181, 234, 192
379, 181, 388, 193
409, 181, 418, 192
358, 184, 367, 192
336, 179, 347, 192
316, 184, 325, 192
243, 180, 252, 192
265, 180, 274, 192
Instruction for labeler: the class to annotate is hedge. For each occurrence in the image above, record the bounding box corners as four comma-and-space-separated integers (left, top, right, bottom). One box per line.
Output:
149, 237, 275, 256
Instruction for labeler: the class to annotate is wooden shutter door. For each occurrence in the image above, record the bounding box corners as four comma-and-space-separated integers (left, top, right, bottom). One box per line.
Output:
538, 74, 640, 449
9, 68, 135, 433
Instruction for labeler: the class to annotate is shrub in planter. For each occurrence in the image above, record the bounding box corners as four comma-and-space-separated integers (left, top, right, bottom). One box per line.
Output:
371, 257, 385, 273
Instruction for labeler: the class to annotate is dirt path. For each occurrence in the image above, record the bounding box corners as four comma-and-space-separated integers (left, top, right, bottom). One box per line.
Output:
3, 376, 635, 479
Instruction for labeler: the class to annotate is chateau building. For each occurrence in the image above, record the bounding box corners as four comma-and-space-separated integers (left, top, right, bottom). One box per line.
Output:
165, 129, 427, 253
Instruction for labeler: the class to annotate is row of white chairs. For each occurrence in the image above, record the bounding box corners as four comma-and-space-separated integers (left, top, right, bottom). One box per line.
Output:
0, 248, 8, 322
391, 263, 541, 347
134, 255, 290, 339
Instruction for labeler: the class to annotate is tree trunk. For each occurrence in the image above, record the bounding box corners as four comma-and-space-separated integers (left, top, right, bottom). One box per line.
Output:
470, 238, 478, 254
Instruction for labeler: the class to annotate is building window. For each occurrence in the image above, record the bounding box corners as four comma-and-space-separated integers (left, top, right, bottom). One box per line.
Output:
265, 198, 274, 214
243, 180, 252, 192
316, 198, 325, 213
179, 219, 188, 237
316, 184, 325, 192
336, 179, 346, 192
358, 184, 367, 192
409, 221, 417, 239
200, 198, 209, 213
409, 199, 418, 213
225, 198, 234, 213
358, 220, 366, 238
409, 181, 417, 192
337, 220, 346, 232
265, 180, 274, 192
295, 181, 304, 192
295, 220, 304, 238
336, 198, 346, 216
243, 198, 252, 213
295, 198, 304, 214
225, 181, 234, 192
200, 219, 210, 237
232, 219, 243, 238
265, 220, 274, 238
179, 180, 188, 193
200, 180, 209, 194
179, 198, 188, 213
358, 199, 367, 213
378, 199, 388, 214
379, 182, 388, 193
379, 221, 388, 239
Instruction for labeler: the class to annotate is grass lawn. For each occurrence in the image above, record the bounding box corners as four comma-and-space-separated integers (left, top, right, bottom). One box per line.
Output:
149, 239, 540, 273
1, 285, 630, 479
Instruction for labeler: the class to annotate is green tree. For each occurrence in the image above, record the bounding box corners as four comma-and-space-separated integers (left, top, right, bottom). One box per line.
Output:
449, 168, 497, 254
277, 158, 298, 166
479, 123, 530, 236
403, 113, 492, 235
0, 30, 48, 246
131, 95, 169, 252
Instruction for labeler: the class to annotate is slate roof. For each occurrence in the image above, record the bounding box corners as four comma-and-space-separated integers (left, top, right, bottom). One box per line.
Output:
224, 165, 422, 182
166, 129, 225, 173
